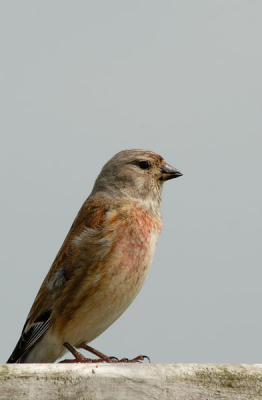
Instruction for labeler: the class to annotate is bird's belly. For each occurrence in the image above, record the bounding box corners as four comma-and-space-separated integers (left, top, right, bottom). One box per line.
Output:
58, 224, 159, 347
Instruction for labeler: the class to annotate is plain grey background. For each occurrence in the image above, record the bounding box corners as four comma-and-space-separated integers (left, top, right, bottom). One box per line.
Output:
1, 1, 262, 364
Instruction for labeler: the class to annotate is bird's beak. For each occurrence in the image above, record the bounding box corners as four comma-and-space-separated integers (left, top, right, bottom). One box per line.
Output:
160, 163, 183, 181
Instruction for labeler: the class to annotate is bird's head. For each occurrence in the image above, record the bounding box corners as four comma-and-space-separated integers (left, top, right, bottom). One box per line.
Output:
92, 149, 182, 211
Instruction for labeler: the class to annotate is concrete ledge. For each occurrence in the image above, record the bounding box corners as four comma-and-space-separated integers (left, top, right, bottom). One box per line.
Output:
1, 364, 262, 399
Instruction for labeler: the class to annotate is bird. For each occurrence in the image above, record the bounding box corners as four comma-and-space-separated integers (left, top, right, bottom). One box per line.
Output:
7, 149, 182, 363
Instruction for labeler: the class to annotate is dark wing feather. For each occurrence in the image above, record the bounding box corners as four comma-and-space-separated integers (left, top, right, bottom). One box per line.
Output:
7, 310, 51, 363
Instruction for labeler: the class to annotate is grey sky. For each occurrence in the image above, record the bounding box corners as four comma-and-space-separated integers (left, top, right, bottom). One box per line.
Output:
1, 1, 262, 363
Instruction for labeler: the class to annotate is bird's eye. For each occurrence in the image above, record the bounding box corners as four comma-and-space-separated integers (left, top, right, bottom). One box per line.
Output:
138, 161, 151, 170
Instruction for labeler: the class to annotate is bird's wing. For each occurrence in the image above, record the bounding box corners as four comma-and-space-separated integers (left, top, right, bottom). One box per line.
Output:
6, 310, 51, 363
7, 198, 108, 363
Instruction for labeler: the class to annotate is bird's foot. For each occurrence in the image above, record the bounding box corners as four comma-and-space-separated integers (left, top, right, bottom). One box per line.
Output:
59, 342, 150, 363
117, 355, 150, 363
81, 344, 150, 363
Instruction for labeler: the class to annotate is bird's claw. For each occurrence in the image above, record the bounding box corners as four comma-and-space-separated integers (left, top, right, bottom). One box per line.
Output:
118, 355, 151, 363
61, 342, 150, 364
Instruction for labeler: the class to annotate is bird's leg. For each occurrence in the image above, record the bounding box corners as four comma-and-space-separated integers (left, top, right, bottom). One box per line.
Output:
59, 342, 117, 363
81, 344, 151, 363
60, 342, 150, 363
60, 342, 97, 363
80, 344, 118, 363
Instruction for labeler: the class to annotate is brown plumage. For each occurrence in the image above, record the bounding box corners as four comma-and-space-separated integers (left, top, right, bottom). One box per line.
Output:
7, 149, 182, 363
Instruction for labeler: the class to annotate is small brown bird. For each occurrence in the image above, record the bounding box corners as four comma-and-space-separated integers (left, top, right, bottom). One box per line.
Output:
7, 149, 182, 363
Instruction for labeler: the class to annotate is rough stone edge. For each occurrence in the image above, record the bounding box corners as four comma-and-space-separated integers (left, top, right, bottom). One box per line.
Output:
1, 364, 262, 400
1, 363, 262, 381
